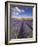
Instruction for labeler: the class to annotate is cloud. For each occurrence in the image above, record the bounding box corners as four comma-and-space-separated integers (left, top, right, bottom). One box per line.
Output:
11, 7, 25, 16
11, 16, 22, 18
15, 12, 19, 15
11, 14, 32, 19
11, 7, 32, 19
14, 7, 24, 13
15, 7, 21, 12
22, 10, 24, 12
11, 7, 20, 16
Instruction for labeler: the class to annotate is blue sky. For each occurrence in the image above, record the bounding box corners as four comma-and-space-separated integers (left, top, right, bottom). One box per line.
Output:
11, 6, 32, 18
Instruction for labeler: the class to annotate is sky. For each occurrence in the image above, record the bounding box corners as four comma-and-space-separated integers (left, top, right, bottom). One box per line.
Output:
11, 5, 32, 18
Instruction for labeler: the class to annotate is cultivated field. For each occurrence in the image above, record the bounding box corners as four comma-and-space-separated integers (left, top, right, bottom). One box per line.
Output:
10, 18, 33, 39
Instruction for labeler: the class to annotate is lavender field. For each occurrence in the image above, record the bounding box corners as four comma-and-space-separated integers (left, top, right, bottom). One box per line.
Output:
10, 18, 33, 39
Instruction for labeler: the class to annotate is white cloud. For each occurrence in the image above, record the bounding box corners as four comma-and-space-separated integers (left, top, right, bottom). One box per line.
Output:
11, 14, 32, 18
15, 12, 19, 15
14, 7, 24, 13
15, 7, 21, 12
11, 7, 20, 16
11, 7, 32, 19
11, 7, 25, 16
22, 10, 24, 12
